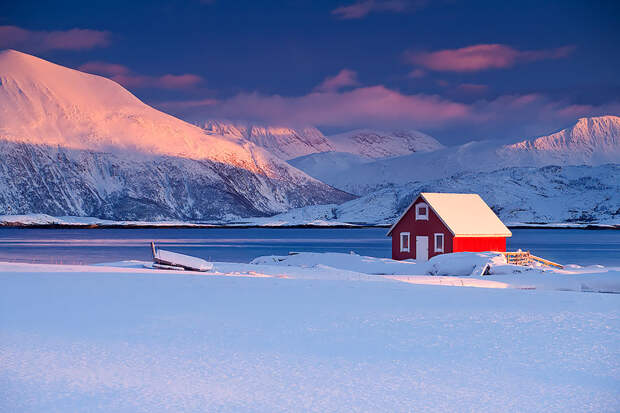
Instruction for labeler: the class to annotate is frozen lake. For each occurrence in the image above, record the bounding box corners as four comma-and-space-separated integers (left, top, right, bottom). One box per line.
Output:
0, 227, 618, 266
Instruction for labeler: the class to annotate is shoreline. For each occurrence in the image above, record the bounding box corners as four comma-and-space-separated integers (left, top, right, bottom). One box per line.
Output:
0, 222, 617, 230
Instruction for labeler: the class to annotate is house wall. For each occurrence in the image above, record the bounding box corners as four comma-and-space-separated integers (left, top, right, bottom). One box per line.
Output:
453, 237, 506, 252
391, 196, 453, 260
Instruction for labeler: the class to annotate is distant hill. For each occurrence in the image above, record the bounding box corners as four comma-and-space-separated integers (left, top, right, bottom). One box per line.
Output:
327, 128, 444, 159
499, 116, 620, 165
290, 116, 620, 195
261, 164, 620, 226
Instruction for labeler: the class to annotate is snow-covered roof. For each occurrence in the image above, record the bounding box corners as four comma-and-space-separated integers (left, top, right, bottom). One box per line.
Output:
387, 192, 512, 237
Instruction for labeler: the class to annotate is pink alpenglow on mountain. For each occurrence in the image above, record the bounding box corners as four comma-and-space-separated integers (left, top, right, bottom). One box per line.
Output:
0, 50, 354, 220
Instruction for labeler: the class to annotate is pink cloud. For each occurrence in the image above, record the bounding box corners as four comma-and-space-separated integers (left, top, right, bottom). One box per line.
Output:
78, 61, 204, 90
407, 68, 426, 78
156, 74, 204, 89
332, 0, 419, 19
157, 98, 219, 110
185, 84, 619, 143
78, 61, 129, 76
406, 44, 575, 72
314, 69, 359, 92
0, 25, 110, 52
208, 85, 469, 128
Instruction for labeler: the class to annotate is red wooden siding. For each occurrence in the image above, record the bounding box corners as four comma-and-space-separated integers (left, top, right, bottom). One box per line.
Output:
453, 236, 506, 252
390, 196, 453, 260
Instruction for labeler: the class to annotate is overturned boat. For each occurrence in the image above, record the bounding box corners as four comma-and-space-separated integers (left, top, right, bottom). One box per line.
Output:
151, 242, 213, 272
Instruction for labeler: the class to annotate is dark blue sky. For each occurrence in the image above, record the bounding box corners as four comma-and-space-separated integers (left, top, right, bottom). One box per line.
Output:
2, 0, 620, 144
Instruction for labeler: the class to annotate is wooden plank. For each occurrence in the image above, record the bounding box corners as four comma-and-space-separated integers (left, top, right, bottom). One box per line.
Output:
530, 255, 563, 269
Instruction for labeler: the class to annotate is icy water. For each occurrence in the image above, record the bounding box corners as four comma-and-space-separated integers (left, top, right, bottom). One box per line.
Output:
0, 227, 618, 266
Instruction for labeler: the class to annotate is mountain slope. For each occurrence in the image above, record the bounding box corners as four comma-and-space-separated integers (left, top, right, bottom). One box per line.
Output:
327, 129, 444, 159
0, 50, 354, 219
292, 116, 620, 195
199, 120, 335, 160
499, 115, 620, 165
0, 141, 353, 220
262, 165, 620, 226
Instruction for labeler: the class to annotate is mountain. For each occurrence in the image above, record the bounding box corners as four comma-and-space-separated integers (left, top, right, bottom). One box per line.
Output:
499, 116, 620, 165
326, 129, 444, 159
0, 50, 354, 219
200, 120, 335, 160
258, 165, 620, 226
198, 120, 444, 161
292, 116, 620, 195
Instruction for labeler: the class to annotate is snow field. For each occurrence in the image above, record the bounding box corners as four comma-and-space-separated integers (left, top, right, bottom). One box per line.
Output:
0, 252, 619, 412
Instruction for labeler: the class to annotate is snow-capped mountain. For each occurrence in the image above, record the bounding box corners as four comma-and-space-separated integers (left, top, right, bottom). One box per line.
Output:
200, 120, 335, 160
198, 120, 444, 161
292, 116, 620, 195
261, 165, 620, 226
0, 50, 353, 220
499, 116, 620, 165
326, 129, 444, 159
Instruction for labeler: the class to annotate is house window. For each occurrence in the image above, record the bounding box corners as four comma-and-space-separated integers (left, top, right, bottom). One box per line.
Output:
415, 203, 428, 220
400, 232, 410, 252
434, 233, 444, 253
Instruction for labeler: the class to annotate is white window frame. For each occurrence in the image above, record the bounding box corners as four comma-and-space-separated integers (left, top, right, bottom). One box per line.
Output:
415, 203, 429, 221
434, 233, 444, 253
400, 232, 410, 252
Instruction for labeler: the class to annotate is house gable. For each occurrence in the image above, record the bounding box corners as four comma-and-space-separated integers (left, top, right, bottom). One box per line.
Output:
390, 195, 454, 260
388, 192, 511, 238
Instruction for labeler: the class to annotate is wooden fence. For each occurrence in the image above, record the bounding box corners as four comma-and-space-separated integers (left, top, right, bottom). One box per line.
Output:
501, 251, 563, 269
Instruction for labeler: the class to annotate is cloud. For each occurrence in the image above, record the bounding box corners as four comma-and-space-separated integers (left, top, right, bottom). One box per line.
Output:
314, 69, 359, 92
407, 69, 426, 78
0, 25, 110, 52
406, 44, 575, 72
78, 61, 128, 76
332, 0, 420, 19
204, 86, 469, 129
78, 61, 204, 90
183, 84, 619, 143
157, 98, 219, 110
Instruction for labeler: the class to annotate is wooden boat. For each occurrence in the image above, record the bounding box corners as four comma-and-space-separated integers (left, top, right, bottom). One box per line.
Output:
151, 242, 213, 272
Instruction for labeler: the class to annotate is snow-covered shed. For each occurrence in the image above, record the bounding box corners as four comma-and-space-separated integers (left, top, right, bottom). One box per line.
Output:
387, 193, 512, 261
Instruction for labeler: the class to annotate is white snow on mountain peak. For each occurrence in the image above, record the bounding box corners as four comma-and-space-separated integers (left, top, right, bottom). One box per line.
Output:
327, 128, 444, 159
500, 115, 620, 164
0, 49, 307, 177
291, 116, 620, 196
200, 119, 334, 160
198, 120, 445, 161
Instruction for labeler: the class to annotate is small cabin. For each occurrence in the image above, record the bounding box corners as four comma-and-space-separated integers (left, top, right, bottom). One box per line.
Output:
387, 192, 512, 261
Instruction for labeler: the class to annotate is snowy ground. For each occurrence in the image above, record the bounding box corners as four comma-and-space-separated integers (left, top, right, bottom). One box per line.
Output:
1, 252, 619, 412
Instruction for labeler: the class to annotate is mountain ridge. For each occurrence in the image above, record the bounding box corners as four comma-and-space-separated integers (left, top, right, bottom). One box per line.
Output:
290, 116, 620, 195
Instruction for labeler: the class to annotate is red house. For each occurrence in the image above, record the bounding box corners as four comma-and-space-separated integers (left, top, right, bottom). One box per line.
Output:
387, 193, 512, 261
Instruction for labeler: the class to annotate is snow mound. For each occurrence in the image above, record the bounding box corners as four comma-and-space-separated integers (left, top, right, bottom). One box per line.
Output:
250, 251, 620, 293
251, 251, 420, 275
424, 252, 513, 276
